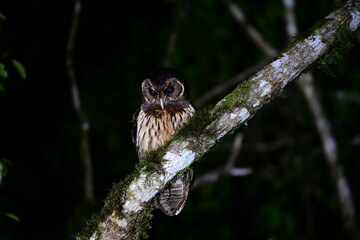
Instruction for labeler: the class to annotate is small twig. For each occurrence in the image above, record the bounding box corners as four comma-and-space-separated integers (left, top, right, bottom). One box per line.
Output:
225, 133, 243, 168
66, 0, 94, 202
192, 133, 252, 189
163, 0, 191, 67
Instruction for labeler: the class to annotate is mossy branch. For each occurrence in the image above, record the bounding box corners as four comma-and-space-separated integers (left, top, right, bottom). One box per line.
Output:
80, 1, 360, 239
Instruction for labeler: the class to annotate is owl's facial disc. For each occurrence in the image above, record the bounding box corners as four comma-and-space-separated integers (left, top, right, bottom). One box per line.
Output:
141, 77, 185, 110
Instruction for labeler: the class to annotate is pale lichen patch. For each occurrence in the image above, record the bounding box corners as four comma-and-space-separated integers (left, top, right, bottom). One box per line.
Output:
238, 108, 250, 122
210, 107, 249, 140
229, 107, 250, 122
271, 54, 289, 68
123, 172, 161, 214
230, 112, 238, 119
251, 69, 265, 81
349, 10, 360, 31
252, 100, 260, 108
108, 212, 128, 228
258, 80, 272, 97
163, 149, 196, 174
305, 35, 326, 55
258, 80, 268, 88
115, 219, 128, 228
216, 108, 250, 131
107, 212, 128, 228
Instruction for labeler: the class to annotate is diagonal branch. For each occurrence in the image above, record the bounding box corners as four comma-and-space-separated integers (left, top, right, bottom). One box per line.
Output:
80, 2, 360, 239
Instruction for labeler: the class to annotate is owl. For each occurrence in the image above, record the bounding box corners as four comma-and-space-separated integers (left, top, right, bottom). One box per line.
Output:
132, 68, 195, 216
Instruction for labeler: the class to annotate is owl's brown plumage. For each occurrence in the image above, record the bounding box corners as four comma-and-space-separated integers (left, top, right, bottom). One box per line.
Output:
132, 68, 195, 216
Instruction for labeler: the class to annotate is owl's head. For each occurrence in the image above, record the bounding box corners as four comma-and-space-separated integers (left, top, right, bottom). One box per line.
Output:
141, 68, 190, 110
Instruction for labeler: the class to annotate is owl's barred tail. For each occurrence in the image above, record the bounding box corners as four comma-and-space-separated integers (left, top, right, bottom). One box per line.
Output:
157, 168, 194, 216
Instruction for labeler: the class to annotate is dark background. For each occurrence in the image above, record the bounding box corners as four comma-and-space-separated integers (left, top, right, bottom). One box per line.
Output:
0, 0, 359, 239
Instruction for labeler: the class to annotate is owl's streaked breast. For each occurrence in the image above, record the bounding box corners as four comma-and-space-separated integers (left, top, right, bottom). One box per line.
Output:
135, 106, 195, 159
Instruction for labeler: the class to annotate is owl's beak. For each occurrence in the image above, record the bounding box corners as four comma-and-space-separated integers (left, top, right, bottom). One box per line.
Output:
159, 98, 165, 109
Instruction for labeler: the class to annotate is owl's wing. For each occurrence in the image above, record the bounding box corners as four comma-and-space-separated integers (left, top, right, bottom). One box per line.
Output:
131, 108, 140, 155
157, 167, 195, 216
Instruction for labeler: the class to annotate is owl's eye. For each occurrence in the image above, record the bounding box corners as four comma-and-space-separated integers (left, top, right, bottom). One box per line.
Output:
149, 89, 157, 96
164, 86, 174, 95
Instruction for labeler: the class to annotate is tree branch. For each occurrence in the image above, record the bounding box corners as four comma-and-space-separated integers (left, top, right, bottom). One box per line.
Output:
225, 0, 358, 234
282, 0, 358, 235
192, 133, 252, 189
81, 2, 360, 239
224, 0, 278, 57
299, 72, 358, 235
195, 0, 280, 107
66, 0, 95, 202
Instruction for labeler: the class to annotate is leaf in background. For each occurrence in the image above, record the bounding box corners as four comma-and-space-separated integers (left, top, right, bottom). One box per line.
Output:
12, 59, 26, 80
0, 13, 6, 20
0, 83, 5, 92
0, 63, 8, 79
0, 159, 8, 184
4, 213, 21, 222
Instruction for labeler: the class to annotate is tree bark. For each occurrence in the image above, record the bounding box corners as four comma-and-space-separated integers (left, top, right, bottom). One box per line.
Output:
80, 1, 360, 239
